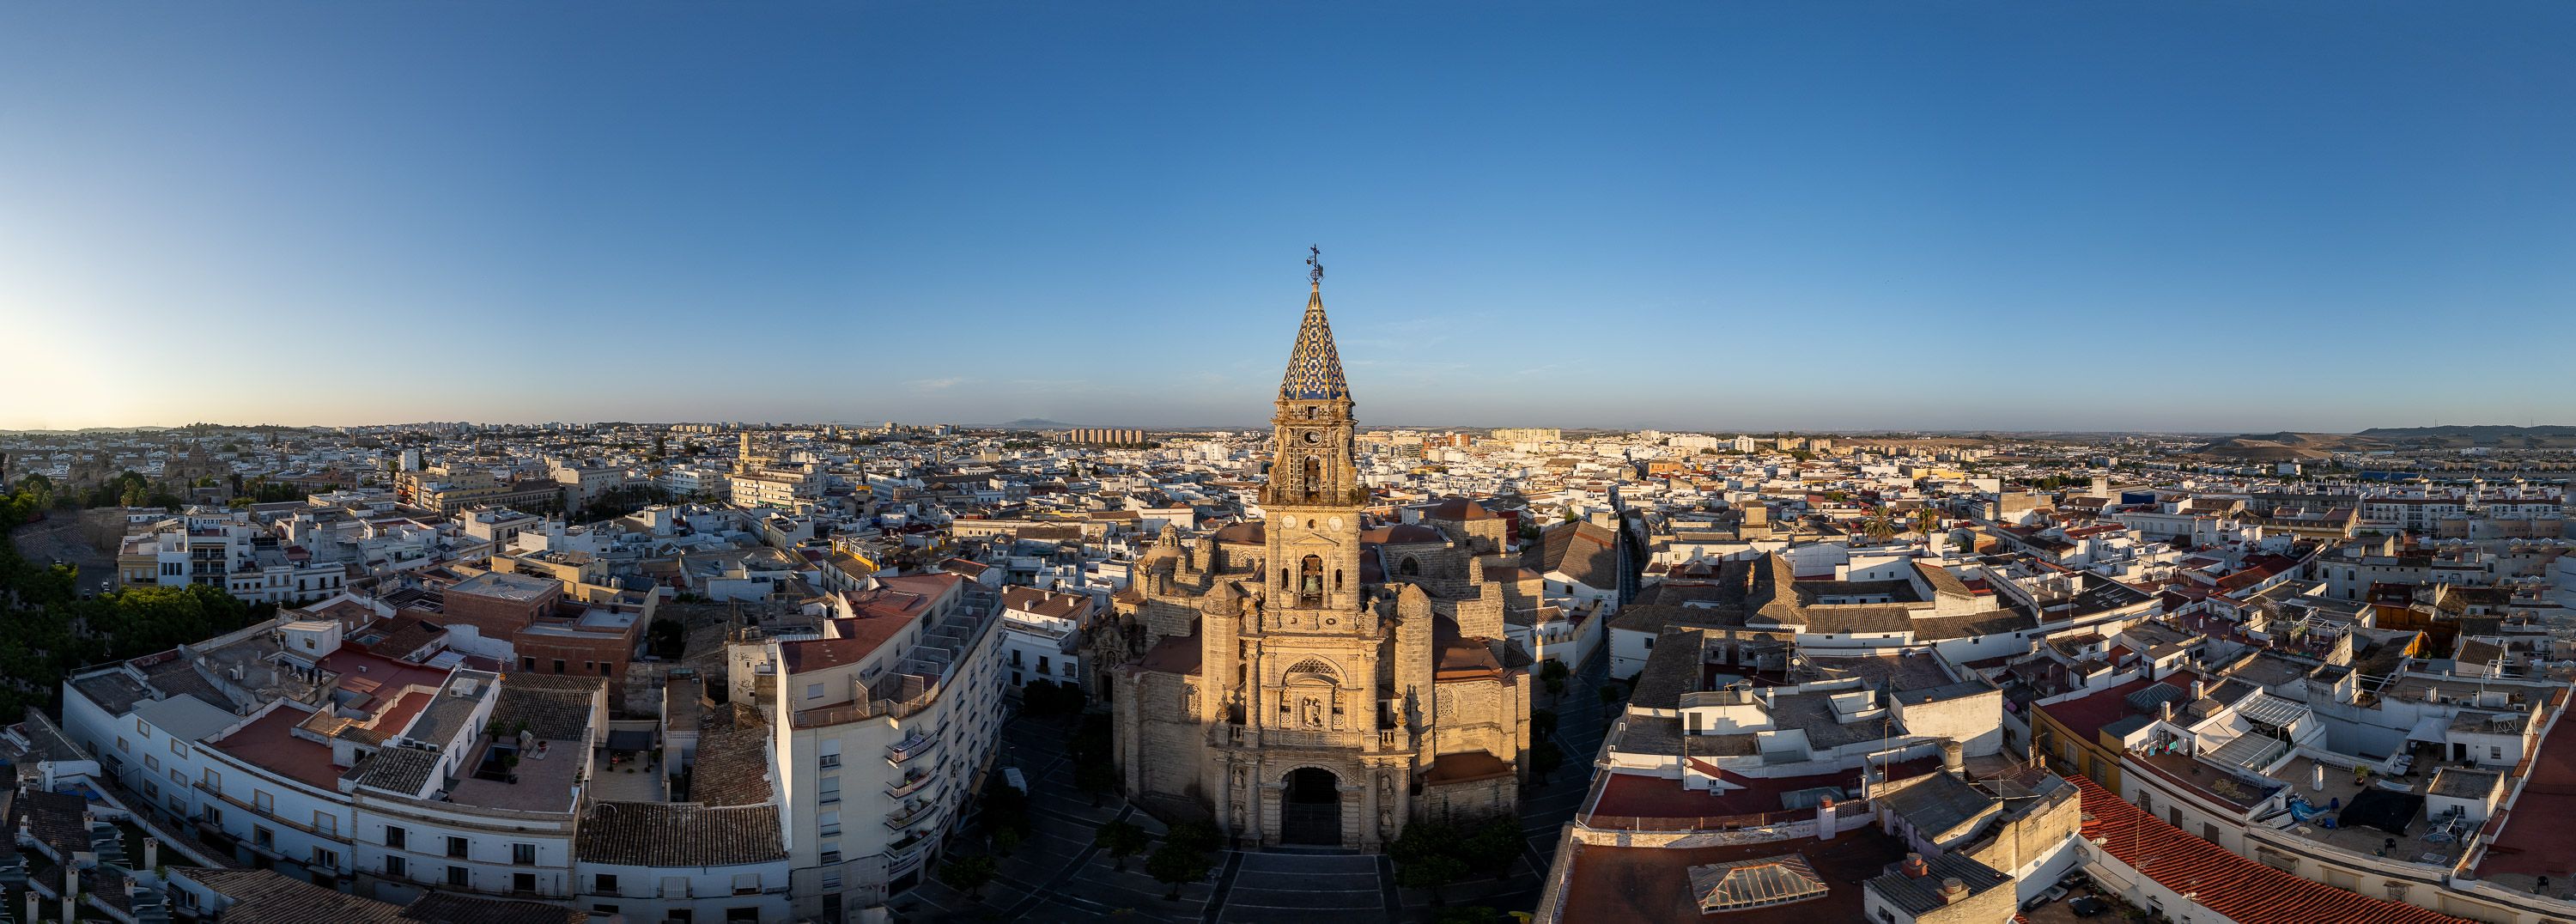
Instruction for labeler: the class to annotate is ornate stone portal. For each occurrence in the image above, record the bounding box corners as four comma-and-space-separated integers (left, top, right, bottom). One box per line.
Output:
1099, 264, 1534, 851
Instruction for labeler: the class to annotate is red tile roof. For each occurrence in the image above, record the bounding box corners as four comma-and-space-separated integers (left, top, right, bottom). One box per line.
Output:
2073, 775, 2470, 924
2475, 700, 2576, 881
2035, 672, 2190, 744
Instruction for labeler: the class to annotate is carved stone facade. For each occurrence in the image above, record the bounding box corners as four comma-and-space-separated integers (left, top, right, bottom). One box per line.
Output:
1098, 279, 1532, 851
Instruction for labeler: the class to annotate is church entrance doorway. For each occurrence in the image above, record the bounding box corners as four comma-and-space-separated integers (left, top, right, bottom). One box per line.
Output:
1279, 767, 1342, 846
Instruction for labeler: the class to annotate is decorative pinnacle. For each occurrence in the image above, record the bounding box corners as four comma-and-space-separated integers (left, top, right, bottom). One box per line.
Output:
1307, 244, 1323, 287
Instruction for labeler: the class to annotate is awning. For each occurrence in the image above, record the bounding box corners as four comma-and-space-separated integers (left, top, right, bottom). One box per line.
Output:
605, 729, 654, 751
2406, 714, 2449, 744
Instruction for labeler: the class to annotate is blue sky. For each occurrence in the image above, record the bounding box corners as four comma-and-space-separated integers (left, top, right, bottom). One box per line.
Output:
3, 3, 2572, 433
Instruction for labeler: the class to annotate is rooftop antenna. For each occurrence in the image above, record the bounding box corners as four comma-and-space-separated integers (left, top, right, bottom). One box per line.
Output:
1307, 245, 1324, 288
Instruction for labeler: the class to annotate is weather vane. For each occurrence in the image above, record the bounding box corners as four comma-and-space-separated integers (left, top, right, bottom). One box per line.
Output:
1307, 244, 1323, 285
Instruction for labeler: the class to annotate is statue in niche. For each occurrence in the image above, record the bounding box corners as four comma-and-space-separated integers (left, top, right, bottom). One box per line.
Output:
1181, 683, 1200, 716
1378, 773, 1397, 836
1230, 764, 1249, 830
1300, 696, 1323, 728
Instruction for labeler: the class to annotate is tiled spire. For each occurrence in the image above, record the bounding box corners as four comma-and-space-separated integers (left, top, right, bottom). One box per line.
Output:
1279, 283, 1349, 401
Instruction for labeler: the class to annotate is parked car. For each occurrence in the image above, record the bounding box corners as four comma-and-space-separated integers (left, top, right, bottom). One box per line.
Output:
2069, 896, 2110, 917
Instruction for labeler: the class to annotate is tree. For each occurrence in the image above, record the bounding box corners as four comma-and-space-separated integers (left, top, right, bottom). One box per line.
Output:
1396, 854, 1467, 903
1530, 739, 1564, 784
1530, 708, 1558, 740
1863, 505, 1899, 542
1073, 759, 1117, 807
1911, 505, 1942, 538
1094, 819, 1149, 872
982, 776, 1033, 842
1434, 905, 1506, 924
1165, 818, 1223, 854
1146, 842, 1211, 901
939, 854, 999, 901
1539, 660, 1571, 702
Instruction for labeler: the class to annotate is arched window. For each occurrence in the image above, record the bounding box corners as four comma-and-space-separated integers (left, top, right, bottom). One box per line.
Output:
1399, 556, 1419, 576
1285, 657, 1340, 683
1303, 457, 1321, 502
1298, 555, 1324, 607
1334, 568, 1343, 589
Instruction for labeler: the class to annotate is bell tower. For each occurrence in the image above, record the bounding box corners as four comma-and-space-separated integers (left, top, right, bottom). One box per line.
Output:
1262, 248, 1366, 633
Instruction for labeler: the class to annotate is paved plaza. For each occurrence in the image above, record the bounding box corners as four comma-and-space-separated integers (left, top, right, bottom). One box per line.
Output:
892, 650, 1622, 922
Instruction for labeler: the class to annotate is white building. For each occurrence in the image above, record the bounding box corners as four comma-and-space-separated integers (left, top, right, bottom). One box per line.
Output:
729, 572, 1009, 918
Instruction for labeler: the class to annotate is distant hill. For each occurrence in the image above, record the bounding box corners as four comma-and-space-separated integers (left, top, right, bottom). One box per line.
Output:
2192, 431, 2405, 459
2356, 425, 2576, 448
999, 418, 1074, 429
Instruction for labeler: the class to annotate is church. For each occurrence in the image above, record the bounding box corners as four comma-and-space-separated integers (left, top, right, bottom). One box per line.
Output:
1099, 268, 1534, 850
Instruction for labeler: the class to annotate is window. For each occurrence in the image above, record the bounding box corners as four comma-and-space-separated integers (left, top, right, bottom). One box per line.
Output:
252, 790, 274, 814
594, 873, 618, 895
205, 805, 223, 826
2492, 746, 2504, 760
823, 871, 842, 890
820, 739, 841, 769
202, 768, 222, 793
818, 812, 841, 838
447, 836, 470, 859
659, 877, 689, 899
170, 739, 187, 757
1036, 656, 1051, 676
805, 682, 825, 701
2203, 823, 2220, 842
145, 753, 162, 773
513, 842, 537, 866
170, 768, 185, 786
732, 872, 761, 896
820, 842, 841, 865
552, 659, 566, 674
385, 825, 406, 849
819, 775, 841, 805
253, 826, 275, 848
513, 872, 538, 894
313, 848, 339, 869
314, 812, 337, 836
385, 855, 406, 878
447, 866, 470, 888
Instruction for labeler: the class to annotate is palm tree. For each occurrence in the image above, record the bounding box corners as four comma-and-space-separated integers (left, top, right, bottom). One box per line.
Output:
1863, 506, 1898, 542
1911, 505, 1942, 538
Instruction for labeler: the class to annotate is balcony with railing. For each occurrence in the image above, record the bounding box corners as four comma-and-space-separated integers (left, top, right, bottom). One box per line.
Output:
886, 769, 937, 799
886, 830, 934, 864
884, 798, 938, 830
886, 731, 939, 765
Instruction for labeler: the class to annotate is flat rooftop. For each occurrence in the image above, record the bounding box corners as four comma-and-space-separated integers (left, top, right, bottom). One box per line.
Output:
445, 736, 582, 813
448, 570, 558, 603
1553, 824, 1907, 923
2265, 754, 2464, 868
207, 706, 343, 792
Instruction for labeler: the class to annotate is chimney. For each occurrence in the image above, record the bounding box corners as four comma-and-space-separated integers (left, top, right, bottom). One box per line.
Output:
2162, 700, 2175, 721
1939, 876, 1969, 904
27, 890, 39, 924
1816, 797, 1837, 840
2191, 678, 2207, 701
145, 836, 161, 870
1941, 739, 1965, 775
1902, 853, 1929, 878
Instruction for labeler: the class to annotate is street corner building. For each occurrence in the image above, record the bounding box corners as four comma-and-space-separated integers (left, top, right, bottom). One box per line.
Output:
1093, 275, 1535, 850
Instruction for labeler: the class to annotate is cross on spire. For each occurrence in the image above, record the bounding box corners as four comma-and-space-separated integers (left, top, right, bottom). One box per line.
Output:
1307, 244, 1323, 288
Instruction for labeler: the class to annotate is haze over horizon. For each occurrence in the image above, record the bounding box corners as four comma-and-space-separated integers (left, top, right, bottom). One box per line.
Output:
4, 3, 2573, 433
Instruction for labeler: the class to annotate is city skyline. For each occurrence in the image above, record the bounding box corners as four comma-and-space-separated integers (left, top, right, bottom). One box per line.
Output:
5, 3, 2573, 432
